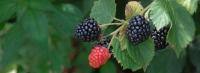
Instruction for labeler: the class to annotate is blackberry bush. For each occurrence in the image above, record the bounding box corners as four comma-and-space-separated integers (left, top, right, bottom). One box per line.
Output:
0, 0, 197, 73
151, 26, 170, 50
74, 18, 101, 41
126, 15, 151, 45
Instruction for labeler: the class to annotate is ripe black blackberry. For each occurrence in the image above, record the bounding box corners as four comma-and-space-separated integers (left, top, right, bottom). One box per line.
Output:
151, 26, 170, 50
126, 15, 151, 45
74, 18, 101, 41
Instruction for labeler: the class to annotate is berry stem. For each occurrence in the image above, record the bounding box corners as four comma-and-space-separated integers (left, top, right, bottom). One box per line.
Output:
99, 23, 122, 28
104, 17, 128, 49
107, 23, 127, 49
107, 34, 115, 50
114, 18, 126, 22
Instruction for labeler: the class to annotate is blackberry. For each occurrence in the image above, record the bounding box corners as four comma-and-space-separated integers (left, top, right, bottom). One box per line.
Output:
126, 15, 151, 45
96, 37, 111, 48
151, 26, 169, 50
74, 18, 101, 41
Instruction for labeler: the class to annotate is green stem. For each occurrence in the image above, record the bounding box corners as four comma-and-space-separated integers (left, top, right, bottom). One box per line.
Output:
99, 23, 122, 28
107, 34, 115, 49
103, 17, 128, 49
114, 18, 126, 22
107, 23, 126, 49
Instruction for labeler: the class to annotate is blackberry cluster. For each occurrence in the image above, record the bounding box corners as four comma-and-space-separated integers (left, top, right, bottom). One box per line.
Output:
126, 15, 151, 45
96, 38, 111, 48
74, 18, 101, 41
151, 26, 169, 50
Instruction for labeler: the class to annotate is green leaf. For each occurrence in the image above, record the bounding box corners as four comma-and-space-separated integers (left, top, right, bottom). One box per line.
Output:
28, 0, 54, 11
0, 23, 5, 30
112, 37, 140, 71
189, 36, 200, 73
151, 0, 195, 56
48, 4, 83, 36
19, 45, 49, 73
113, 27, 155, 71
112, 35, 154, 71
0, 25, 25, 72
82, 0, 94, 15
149, 2, 171, 30
100, 61, 116, 73
48, 4, 83, 72
90, 0, 116, 24
176, 0, 199, 14
146, 49, 185, 73
48, 38, 73, 72
0, 0, 17, 23
16, 0, 54, 12
20, 9, 48, 47
127, 38, 155, 70
48, 26, 75, 71
17, 9, 49, 73
61, 4, 83, 17
74, 52, 92, 73
167, 2, 195, 56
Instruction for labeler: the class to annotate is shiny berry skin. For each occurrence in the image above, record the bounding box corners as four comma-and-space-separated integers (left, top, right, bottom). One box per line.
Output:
88, 45, 111, 68
151, 26, 169, 50
126, 15, 151, 45
74, 18, 101, 41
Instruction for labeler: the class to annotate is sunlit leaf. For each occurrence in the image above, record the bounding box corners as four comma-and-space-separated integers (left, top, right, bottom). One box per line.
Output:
176, 0, 199, 14
149, 2, 171, 30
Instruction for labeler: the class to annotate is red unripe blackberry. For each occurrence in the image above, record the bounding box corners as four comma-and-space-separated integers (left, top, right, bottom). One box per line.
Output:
151, 26, 169, 50
88, 45, 111, 69
74, 18, 101, 41
126, 15, 151, 45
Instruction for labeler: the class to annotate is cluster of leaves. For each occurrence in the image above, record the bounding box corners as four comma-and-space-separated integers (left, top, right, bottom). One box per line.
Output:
89, 0, 198, 72
89, 0, 199, 72
0, 0, 199, 73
